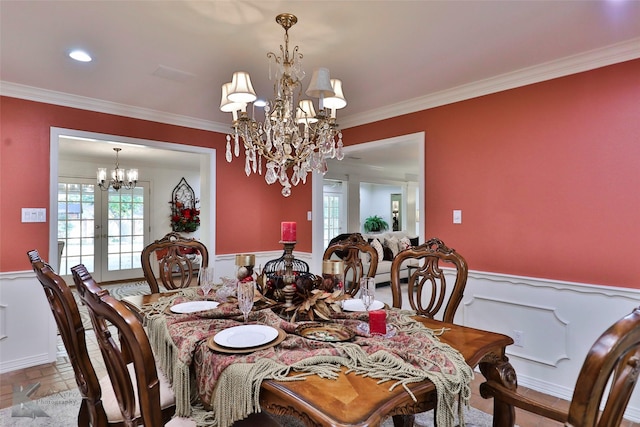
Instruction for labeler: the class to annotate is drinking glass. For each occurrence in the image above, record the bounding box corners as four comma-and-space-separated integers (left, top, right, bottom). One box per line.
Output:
199, 266, 215, 299
359, 277, 376, 311
237, 280, 255, 323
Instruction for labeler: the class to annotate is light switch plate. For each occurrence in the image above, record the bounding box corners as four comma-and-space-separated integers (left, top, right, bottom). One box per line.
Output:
453, 210, 462, 224
21, 208, 47, 223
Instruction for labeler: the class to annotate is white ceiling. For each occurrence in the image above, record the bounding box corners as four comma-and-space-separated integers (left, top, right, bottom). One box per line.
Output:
3, 1, 640, 173
58, 135, 203, 169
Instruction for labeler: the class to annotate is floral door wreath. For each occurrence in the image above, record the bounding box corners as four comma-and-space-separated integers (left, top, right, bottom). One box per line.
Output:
170, 177, 200, 233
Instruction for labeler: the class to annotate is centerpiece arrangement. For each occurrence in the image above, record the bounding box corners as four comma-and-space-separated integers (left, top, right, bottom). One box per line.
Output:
256, 222, 348, 321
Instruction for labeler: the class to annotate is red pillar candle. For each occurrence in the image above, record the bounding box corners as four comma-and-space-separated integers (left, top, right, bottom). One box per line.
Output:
369, 310, 387, 335
281, 221, 297, 242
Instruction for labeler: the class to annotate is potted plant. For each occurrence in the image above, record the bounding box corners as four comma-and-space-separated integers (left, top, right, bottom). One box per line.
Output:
363, 215, 389, 233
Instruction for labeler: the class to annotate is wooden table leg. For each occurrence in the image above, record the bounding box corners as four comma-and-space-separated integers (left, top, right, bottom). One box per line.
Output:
479, 354, 517, 427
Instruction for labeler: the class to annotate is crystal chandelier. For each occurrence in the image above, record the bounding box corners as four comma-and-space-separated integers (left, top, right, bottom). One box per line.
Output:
96, 148, 138, 191
220, 13, 347, 197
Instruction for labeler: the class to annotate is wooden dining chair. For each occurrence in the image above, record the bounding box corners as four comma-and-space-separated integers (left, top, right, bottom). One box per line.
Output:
323, 233, 378, 296
390, 237, 468, 323
141, 232, 209, 293
71, 264, 185, 426
71, 264, 280, 427
480, 306, 640, 427
28, 250, 111, 426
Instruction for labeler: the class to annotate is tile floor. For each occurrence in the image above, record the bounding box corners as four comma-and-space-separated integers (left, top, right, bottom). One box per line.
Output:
0, 326, 109, 410
2, 285, 638, 426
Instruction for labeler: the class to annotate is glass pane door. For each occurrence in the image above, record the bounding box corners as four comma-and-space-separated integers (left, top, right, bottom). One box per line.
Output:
58, 178, 149, 282
323, 180, 344, 248
58, 180, 98, 277
103, 185, 147, 281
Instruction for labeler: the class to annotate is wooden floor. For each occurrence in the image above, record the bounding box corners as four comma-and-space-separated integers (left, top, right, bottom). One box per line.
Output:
2, 331, 639, 427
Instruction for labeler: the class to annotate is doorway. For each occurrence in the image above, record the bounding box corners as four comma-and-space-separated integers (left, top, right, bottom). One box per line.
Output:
50, 127, 217, 281
311, 132, 425, 273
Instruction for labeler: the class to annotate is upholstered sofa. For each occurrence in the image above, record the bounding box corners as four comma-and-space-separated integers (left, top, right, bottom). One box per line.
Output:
327, 231, 419, 286
361, 231, 420, 285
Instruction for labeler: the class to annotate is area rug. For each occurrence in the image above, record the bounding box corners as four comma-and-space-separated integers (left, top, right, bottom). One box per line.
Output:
0, 388, 494, 426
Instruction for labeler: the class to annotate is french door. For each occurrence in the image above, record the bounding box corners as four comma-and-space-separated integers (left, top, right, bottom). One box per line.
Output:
57, 178, 149, 282
323, 180, 345, 249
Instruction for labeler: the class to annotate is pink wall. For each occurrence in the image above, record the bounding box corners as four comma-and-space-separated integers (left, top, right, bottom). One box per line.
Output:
0, 98, 312, 272
3, 59, 638, 288
343, 59, 640, 289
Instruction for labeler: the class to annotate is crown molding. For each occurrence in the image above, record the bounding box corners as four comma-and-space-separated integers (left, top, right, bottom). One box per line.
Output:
340, 37, 640, 129
0, 81, 230, 134
1, 38, 639, 132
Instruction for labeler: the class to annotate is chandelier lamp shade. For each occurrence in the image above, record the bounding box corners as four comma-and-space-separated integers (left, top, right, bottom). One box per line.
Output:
97, 148, 138, 191
220, 13, 347, 197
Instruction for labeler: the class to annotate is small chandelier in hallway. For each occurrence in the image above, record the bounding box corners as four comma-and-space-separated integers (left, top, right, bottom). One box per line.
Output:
97, 148, 138, 191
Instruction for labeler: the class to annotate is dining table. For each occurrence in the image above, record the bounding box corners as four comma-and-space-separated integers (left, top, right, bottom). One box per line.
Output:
122, 288, 518, 427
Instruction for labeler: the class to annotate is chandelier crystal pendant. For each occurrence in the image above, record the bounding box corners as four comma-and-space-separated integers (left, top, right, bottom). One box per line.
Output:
96, 148, 138, 191
220, 13, 347, 197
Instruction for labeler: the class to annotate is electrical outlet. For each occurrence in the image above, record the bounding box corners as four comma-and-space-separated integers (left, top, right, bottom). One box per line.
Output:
513, 330, 524, 347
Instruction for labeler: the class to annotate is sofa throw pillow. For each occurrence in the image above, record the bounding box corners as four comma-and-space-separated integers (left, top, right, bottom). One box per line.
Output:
384, 237, 401, 258
410, 237, 419, 247
400, 236, 412, 251
383, 246, 394, 261
370, 238, 384, 261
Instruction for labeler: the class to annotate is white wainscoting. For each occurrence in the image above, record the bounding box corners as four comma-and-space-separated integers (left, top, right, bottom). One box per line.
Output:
456, 270, 640, 422
0, 270, 57, 373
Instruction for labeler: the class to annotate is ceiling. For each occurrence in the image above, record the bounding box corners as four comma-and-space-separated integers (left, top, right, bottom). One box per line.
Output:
3, 1, 640, 174
58, 136, 203, 170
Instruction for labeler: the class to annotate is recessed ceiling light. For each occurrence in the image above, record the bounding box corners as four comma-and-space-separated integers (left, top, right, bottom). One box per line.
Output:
69, 50, 92, 62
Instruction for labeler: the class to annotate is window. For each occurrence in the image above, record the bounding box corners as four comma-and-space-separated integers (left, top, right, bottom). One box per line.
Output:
323, 180, 344, 248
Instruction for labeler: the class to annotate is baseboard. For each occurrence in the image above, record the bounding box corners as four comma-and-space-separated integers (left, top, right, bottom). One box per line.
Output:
0, 352, 54, 374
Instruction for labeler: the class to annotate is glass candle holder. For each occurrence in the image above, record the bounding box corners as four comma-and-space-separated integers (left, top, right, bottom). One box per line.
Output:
322, 260, 344, 294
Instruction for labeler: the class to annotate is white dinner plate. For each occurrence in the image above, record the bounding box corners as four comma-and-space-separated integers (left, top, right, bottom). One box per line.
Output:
170, 301, 220, 314
213, 325, 279, 349
342, 299, 385, 312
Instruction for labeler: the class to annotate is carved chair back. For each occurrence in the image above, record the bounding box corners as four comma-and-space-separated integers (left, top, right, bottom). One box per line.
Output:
27, 250, 108, 427
71, 264, 173, 426
390, 238, 468, 323
481, 306, 640, 427
141, 232, 209, 293
323, 233, 378, 296
569, 306, 640, 426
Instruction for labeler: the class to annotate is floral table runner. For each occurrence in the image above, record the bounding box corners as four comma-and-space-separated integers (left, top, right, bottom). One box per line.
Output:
145, 290, 473, 427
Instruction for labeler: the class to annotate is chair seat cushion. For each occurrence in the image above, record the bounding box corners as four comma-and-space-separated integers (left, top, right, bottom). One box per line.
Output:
100, 362, 176, 422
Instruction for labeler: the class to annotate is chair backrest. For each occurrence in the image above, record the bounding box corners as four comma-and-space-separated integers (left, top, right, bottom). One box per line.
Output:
323, 233, 378, 296
71, 263, 164, 427
141, 232, 209, 293
567, 306, 640, 427
27, 250, 107, 426
390, 238, 468, 323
